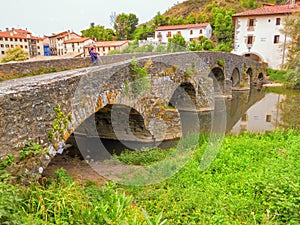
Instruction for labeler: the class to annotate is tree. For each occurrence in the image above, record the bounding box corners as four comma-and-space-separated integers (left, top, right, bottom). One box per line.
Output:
153, 12, 168, 26
282, 12, 300, 89
1, 46, 28, 63
167, 34, 187, 52
114, 13, 139, 40
81, 24, 115, 41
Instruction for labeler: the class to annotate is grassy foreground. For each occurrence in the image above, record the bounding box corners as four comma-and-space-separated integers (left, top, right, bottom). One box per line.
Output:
1, 129, 299, 224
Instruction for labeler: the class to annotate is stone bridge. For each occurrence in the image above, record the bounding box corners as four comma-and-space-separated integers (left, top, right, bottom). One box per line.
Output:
0, 51, 266, 175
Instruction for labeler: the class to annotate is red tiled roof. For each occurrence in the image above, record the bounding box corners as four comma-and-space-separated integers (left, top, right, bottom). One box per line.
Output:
0, 29, 41, 40
91, 40, 129, 47
156, 23, 210, 31
48, 31, 80, 38
64, 37, 93, 43
233, 3, 300, 17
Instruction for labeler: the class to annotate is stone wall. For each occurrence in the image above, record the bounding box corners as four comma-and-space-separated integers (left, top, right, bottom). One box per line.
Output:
0, 52, 162, 79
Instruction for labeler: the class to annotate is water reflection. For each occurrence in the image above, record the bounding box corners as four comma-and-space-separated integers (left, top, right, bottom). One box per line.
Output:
230, 88, 300, 133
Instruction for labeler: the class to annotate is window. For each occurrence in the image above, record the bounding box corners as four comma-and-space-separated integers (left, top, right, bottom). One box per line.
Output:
177, 31, 181, 35
25, 45, 28, 49
249, 19, 255, 27
1, 51, 4, 55
247, 35, 254, 45
5, 44, 9, 48
167, 32, 171, 37
20, 45, 23, 48
190, 30, 193, 35
10, 45, 13, 48
0, 37, 2, 41
199, 29, 202, 34
0, 44, 3, 48
276, 18, 281, 25
274, 35, 280, 44
5, 38, 8, 41
20, 39, 23, 42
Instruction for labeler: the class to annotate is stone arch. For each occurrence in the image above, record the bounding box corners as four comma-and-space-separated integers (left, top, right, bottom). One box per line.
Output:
231, 67, 240, 87
242, 52, 264, 63
208, 67, 225, 93
246, 67, 253, 85
168, 82, 197, 111
65, 103, 153, 161
258, 72, 264, 81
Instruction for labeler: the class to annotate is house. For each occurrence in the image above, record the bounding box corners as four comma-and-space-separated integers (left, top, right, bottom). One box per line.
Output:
0, 28, 44, 60
47, 31, 81, 56
154, 23, 212, 44
64, 37, 94, 56
231, 1, 300, 69
85, 40, 129, 56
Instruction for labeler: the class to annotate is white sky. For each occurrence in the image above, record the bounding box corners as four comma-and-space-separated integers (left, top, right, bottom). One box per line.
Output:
0, 0, 184, 37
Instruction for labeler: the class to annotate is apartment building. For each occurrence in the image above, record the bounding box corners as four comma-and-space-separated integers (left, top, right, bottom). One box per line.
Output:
0, 28, 44, 60
232, 2, 300, 69
64, 37, 94, 56
47, 31, 81, 56
154, 23, 212, 44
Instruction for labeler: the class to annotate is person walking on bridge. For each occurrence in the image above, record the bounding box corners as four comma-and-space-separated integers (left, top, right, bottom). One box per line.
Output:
89, 45, 99, 66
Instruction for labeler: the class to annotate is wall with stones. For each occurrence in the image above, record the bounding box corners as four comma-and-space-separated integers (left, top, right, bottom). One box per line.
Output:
0, 52, 163, 79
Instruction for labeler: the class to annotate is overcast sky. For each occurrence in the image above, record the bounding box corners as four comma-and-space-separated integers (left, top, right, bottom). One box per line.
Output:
0, 0, 184, 37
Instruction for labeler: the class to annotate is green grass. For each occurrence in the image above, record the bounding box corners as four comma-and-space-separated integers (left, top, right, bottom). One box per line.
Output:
0, 130, 299, 224
266, 68, 289, 83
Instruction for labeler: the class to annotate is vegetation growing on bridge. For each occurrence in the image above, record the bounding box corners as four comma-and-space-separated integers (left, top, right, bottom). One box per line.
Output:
123, 60, 151, 97
0, 129, 299, 224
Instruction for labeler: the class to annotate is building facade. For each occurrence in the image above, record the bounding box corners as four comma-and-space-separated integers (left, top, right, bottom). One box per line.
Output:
0, 28, 44, 60
232, 2, 300, 69
154, 23, 212, 44
47, 31, 81, 56
64, 37, 94, 56
85, 41, 129, 56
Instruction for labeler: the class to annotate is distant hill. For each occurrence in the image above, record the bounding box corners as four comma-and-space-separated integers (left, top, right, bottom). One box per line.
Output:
159, 0, 279, 21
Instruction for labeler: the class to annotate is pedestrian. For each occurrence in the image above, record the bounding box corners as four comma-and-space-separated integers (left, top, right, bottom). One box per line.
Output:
89, 45, 99, 66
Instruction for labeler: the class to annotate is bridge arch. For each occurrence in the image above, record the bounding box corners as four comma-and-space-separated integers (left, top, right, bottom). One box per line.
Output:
243, 52, 264, 63
169, 82, 197, 110
208, 67, 225, 93
231, 68, 240, 87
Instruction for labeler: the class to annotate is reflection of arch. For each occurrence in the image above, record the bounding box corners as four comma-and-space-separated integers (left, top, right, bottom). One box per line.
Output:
209, 67, 225, 93
243, 52, 264, 63
169, 82, 197, 110
231, 68, 240, 87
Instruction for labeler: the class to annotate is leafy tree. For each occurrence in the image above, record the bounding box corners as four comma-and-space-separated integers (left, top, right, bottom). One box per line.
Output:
153, 12, 168, 26
167, 34, 187, 52
188, 36, 215, 51
81, 24, 115, 41
1, 46, 28, 63
114, 13, 139, 40
283, 12, 300, 89
132, 24, 155, 41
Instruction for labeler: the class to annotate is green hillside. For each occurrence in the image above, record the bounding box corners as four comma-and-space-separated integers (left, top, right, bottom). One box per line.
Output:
161, 0, 279, 21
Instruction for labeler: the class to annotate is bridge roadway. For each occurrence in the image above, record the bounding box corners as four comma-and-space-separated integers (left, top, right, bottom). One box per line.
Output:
0, 51, 266, 175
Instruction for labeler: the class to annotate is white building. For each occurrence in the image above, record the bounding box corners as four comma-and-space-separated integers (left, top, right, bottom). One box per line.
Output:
64, 37, 94, 56
0, 28, 44, 60
232, 2, 300, 69
154, 23, 212, 44
47, 31, 81, 56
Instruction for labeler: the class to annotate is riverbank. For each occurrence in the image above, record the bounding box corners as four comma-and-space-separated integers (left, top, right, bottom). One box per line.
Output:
1, 129, 299, 224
